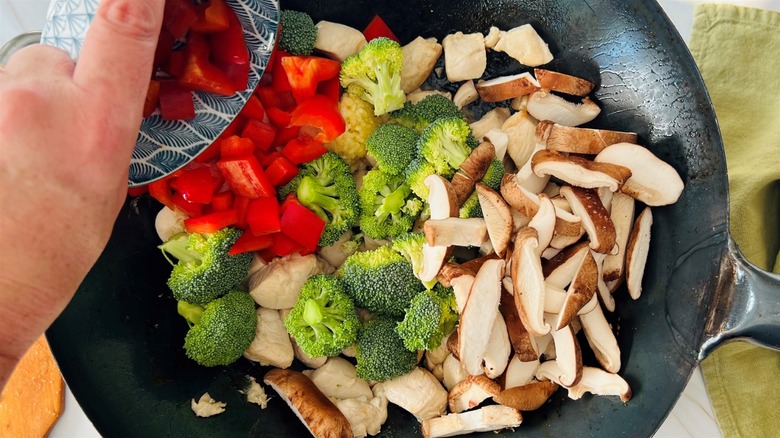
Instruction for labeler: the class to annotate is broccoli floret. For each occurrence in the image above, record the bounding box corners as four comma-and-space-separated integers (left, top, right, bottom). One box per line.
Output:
405, 157, 438, 199
417, 117, 474, 177
160, 229, 252, 305
280, 152, 360, 247
391, 232, 426, 277
358, 169, 422, 239
481, 158, 505, 191
338, 245, 425, 317
340, 37, 405, 116
179, 291, 257, 367
355, 316, 418, 381
365, 124, 420, 175
278, 10, 317, 55
284, 275, 359, 357
459, 191, 483, 218
391, 94, 464, 132
396, 288, 459, 352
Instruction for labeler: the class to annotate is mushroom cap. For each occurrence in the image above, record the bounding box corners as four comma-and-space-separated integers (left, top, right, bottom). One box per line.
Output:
501, 173, 541, 218
500, 289, 538, 362
459, 141, 496, 182
545, 124, 637, 154
493, 380, 559, 411
448, 375, 501, 413
532, 149, 632, 192
555, 250, 598, 330
476, 183, 514, 258
603, 192, 636, 281
526, 91, 601, 127
476, 73, 539, 102
542, 241, 590, 289
625, 206, 653, 299
534, 69, 594, 96
528, 193, 557, 255
559, 185, 617, 254
421, 405, 523, 438
511, 227, 551, 337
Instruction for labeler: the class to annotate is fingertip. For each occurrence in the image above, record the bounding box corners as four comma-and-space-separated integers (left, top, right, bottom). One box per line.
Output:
95, 0, 163, 42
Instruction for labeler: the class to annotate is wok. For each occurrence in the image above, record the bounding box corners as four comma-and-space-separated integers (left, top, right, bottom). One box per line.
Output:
46, 0, 780, 436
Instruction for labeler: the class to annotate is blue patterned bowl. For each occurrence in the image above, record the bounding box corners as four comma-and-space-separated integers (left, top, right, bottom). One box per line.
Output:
41, 0, 279, 186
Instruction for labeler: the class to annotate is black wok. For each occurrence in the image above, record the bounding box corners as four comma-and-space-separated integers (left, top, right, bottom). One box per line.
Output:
47, 0, 780, 436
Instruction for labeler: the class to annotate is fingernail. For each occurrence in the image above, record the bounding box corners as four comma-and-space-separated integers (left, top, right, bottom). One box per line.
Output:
99, 0, 160, 40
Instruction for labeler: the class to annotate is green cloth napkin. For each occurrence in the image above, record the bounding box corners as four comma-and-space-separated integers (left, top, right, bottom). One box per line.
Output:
688, 4, 780, 437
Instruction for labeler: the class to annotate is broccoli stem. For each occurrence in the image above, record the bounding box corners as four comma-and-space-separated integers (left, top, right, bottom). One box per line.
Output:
303, 298, 325, 326
442, 136, 471, 169
302, 293, 347, 338
298, 176, 341, 221
159, 233, 200, 264
178, 301, 205, 326
376, 184, 411, 220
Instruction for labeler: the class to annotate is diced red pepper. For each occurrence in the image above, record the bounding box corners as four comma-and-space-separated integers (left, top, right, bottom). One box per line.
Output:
276, 91, 297, 112
280, 202, 326, 252
220, 135, 256, 159
148, 177, 176, 210
288, 95, 346, 143
271, 50, 293, 93
143, 80, 161, 118
273, 126, 301, 148
280, 193, 300, 215
171, 166, 221, 204
210, 7, 250, 65
255, 86, 278, 109
233, 195, 251, 229
259, 151, 283, 167
270, 233, 303, 257
217, 156, 276, 198
159, 81, 195, 120
246, 197, 281, 236
362, 15, 400, 43
281, 56, 342, 103
163, 0, 198, 39
179, 34, 236, 97
229, 232, 274, 255
172, 192, 204, 217
265, 156, 299, 186
184, 209, 238, 233
267, 107, 292, 127
217, 61, 250, 92
165, 50, 187, 78
282, 135, 328, 164
127, 185, 149, 197
190, 0, 230, 33
316, 77, 341, 103
211, 191, 234, 211
241, 119, 276, 152
240, 95, 266, 121
153, 30, 176, 71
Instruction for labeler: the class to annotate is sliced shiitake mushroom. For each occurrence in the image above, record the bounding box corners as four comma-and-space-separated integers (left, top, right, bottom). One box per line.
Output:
555, 250, 598, 330
567, 366, 632, 403
425, 174, 459, 220
500, 289, 537, 362
526, 91, 601, 127
579, 294, 621, 373
459, 259, 506, 375
626, 206, 653, 299
559, 185, 616, 254
424, 217, 489, 247
543, 314, 583, 387
501, 173, 541, 218
476, 73, 539, 102
534, 69, 594, 96
476, 183, 514, 258
545, 124, 637, 155
448, 375, 501, 413
528, 193, 556, 254
460, 141, 496, 182
603, 192, 635, 281
511, 227, 550, 337
532, 150, 632, 192
421, 405, 522, 438
595, 142, 684, 206
453, 79, 479, 109
482, 312, 512, 378
591, 251, 616, 312
493, 381, 559, 411
501, 354, 540, 390
542, 241, 590, 289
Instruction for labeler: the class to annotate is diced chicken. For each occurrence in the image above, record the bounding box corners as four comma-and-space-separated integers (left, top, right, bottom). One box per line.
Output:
425, 333, 453, 381
493, 24, 553, 67
484, 26, 501, 48
442, 32, 487, 82
470, 108, 511, 142
244, 308, 294, 368
303, 357, 373, 400
402, 37, 443, 93
442, 354, 470, 391
191, 393, 226, 418
374, 368, 448, 422
314, 21, 367, 61
248, 253, 324, 309
332, 394, 389, 438
453, 80, 479, 109
243, 377, 270, 409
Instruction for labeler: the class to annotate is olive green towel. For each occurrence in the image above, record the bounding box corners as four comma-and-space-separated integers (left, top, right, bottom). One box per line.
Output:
688, 4, 780, 438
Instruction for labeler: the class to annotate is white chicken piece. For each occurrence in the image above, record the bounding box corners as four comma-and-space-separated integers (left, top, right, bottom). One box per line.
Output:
402, 37, 443, 93
484, 26, 501, 49
247, 253, 324, 309
425, 333, 453, 381
302, 357, 374, 400
332, 394, 389, 437
469, 108, 510, 142
442, 32, 487, 82
317, 231, 360, 269
243, 377, 270, 409
314, 21, 367, 61
442, 354, 469, 391
493, 24, 553, 67
190, 393, 226, 417
243, 308, 294, 368
154, 206, 186, 242
373, 367, 448, 422
453, 80, 478, 109
292, 340, 327, 369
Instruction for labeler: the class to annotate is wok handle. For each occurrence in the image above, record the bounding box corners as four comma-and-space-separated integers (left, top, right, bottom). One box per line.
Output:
698, 236, 780, 359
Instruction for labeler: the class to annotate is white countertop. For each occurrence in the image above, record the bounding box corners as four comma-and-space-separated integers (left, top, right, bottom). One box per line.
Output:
1, 0, 777, 436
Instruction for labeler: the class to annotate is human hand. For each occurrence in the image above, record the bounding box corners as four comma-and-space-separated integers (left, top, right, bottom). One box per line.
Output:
0, 0, 165, 387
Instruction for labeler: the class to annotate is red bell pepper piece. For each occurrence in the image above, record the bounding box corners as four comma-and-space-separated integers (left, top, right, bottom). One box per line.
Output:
267, 107, 292, 127
362, 15, 400, 43
217, 61, 250, 92
265, 156, 299, 186
316, 77, 341, 103
281, 56, 342, 103
217, 156, 276, 198
271, 50, 293, 93
279, 193, 300, 215
148, 177, 176, 210
241, 119, 277, 152
153, 30, 176, 71
288, 95, 346, 143
127, 185, 149, 197
280, 202, 326, 252
171, 166, 221, 204
163, 0, 198, 39
229, 232, 274, 255
143, 80, 161, 118
158, 81, 195, 120
255, 86, 277, 109
211, 191, 234, 211
220, 135, 256, 159
165, 50, 187, 78
179, 34, 236, 97
210, 7, 249, 65
273, 126, 301, 148
172, 192, 204, 217
282, 135, 327, 165
184, 209, 238, 233
233, 195, 251, 229
259, 150, 283, 167
270, 233, 303, 257
240, 95, 265, 120
246, 197, 281, 236
190, 0, 230, 33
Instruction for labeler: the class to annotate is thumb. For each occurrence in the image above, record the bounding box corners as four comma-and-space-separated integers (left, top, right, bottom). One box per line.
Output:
73, 0, 165, 105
